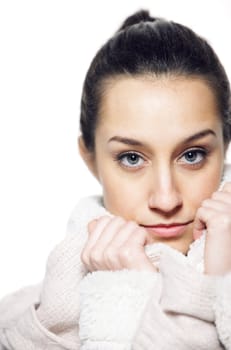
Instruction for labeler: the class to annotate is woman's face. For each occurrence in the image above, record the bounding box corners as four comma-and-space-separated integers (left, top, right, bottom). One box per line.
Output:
81, 76, 226, 254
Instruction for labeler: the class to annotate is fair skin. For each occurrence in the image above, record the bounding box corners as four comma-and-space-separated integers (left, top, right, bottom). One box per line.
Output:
79, 75, 231, 275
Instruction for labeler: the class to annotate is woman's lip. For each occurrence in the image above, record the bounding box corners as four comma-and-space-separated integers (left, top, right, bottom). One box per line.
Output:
141, 222, 192, 238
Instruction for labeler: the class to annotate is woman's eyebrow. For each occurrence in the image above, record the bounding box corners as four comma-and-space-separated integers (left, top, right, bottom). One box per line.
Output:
108, 129, 216, 147
182, 129, 216, 144
108, 136, 144, 146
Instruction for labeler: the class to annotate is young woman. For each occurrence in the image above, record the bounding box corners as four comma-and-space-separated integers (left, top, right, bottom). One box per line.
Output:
1, 9, 231, 350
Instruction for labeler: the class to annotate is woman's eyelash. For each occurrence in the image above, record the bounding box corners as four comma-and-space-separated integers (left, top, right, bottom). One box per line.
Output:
113, 151, 145, 169
178, 147, 210, 166
113, 147, 210, 170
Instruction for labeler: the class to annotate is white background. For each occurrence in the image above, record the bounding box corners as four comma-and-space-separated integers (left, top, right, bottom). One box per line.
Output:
0, 0, 231, 297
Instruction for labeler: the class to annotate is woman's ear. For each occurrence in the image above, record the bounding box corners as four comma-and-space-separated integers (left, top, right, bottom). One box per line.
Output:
78, 136, 98, 178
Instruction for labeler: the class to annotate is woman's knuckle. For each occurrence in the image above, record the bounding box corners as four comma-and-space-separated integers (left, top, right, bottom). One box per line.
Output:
104, 250, 117, 267
115, 216, 126, 224
105, 246, 115, 259
220, 214, 231, 227
136, 226, 146, 236
119, 247, 133, 263
81, 249, 88, 263
211, 192, 218, 199
201, 198, 209, 206
90, 249, 102, 264
126, 220, 137, 228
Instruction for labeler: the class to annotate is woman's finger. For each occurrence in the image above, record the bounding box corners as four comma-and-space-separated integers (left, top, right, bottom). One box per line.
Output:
81, 216, 111, 269
211, 190, 231, 205
101, 221, 141, 270
87, 219, 98, 234
193, 212, 206, 241
201, 198, 231, 214
88, 216, 127, 270
117, 226, 155, 271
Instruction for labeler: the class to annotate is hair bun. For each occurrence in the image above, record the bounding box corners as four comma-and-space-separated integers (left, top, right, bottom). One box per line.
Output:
118, 10, 156, 31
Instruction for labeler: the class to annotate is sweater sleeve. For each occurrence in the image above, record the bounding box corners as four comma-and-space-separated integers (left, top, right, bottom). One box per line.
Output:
133, 252, 223, 350
0, 226, 85, 349
214, 272, 231, 349
0, 196, 107, 350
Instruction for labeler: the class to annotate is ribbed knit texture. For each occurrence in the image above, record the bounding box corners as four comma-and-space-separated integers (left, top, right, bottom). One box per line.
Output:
215, 273, 231, 348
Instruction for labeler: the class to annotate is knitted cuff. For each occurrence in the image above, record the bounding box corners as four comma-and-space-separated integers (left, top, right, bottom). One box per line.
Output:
1, 305, 78, 350
36, 231, 86, 331
37, 196, 108, 332
79, 269, 159, 346
159, 252, 218, 322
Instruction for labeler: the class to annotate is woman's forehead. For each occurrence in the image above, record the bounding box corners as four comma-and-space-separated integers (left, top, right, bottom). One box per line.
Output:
98, 76, 220, 135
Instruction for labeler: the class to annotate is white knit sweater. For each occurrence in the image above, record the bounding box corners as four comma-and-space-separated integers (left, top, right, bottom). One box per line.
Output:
0, 168, 231, 349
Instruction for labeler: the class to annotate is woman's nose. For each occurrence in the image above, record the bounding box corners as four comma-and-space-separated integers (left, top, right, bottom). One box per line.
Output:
148, 171, 182, 215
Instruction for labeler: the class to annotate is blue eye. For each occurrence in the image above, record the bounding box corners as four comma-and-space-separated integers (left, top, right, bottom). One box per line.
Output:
180, 149, 206, 165
117, 152, 145, 168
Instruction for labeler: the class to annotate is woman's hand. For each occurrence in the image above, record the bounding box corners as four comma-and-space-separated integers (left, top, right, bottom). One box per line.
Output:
81, 215, 156, 272
193, 182, 231, 275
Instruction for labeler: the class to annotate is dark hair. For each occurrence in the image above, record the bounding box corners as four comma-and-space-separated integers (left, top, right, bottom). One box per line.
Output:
80, 9, 231, 151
